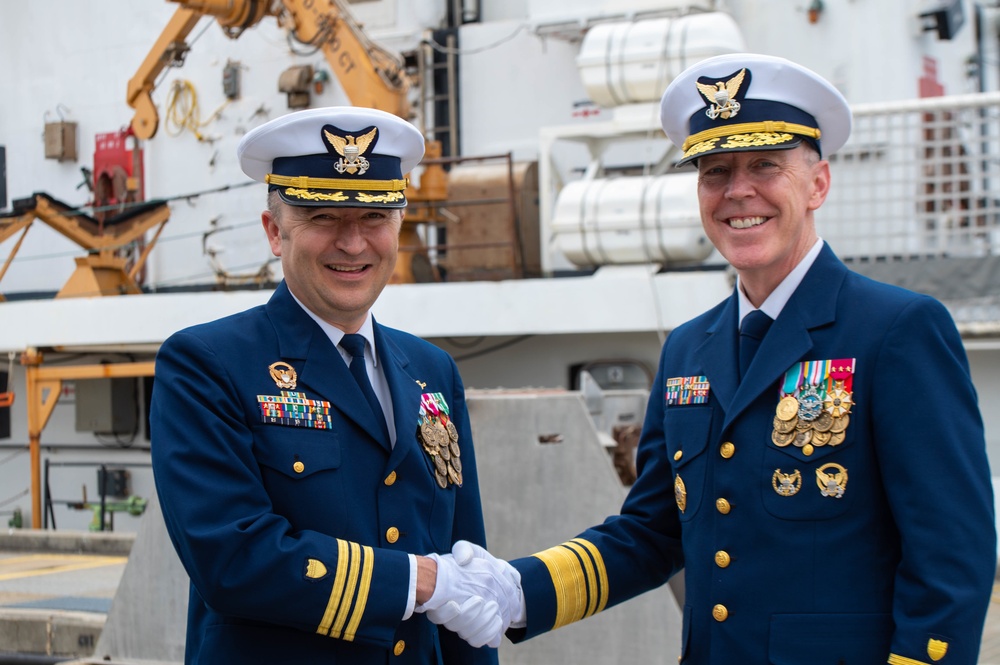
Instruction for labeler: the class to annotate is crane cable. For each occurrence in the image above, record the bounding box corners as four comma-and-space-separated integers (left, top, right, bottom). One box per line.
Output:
163, 79, 229, 142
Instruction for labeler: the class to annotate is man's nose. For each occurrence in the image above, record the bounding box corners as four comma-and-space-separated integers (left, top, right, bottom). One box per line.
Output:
725, 168, 756, 199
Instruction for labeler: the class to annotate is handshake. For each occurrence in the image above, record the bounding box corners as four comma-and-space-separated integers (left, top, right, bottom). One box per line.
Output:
414, 541, 524, 648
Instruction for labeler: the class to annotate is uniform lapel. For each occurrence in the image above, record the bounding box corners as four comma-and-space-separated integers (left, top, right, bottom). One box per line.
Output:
697, 244, 848, 431
374, 323, 424, 468
266, 283, 391, 450
695, 297, 740, 415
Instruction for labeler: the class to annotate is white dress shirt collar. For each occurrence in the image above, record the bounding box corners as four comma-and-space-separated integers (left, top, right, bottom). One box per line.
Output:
737, 237, 824, 327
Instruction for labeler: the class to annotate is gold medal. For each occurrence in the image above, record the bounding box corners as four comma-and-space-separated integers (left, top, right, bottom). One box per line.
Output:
813, 411, 833, 433
435, 470, 448, 489
793, 429, 813, 447
824, 382, 853, 418
771, 429, 795, 447
795, 417, 812, 431
674, 474, 687, 512
432, 421, 450, 446
830, 415, 849, 433
773, 415, 797, 434
447, 465, 462, 486
420, 421, 438, 446
451, 456, 462, 474
829, 430, 846, 446
446, 421, 459, 442
776, 396, 799, 421
449, 441, 460, 458
433, 454, 447, 475
812, 430, 832, 446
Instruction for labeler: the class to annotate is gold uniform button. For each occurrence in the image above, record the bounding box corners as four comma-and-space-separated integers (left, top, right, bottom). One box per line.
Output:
720, 442, 735, 459
716, 498, 731, 514
714, 551, 731, 568
386, 527, 400, 543
384, 471, 397, 486
712, 604, 729, 622
673, 450, 683, 461
293, 461, 305, 474
393, 640, 405, 656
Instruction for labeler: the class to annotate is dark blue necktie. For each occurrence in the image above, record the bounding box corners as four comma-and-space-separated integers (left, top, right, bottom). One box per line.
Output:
739, 310, 773, 379
339, 334, 390, 443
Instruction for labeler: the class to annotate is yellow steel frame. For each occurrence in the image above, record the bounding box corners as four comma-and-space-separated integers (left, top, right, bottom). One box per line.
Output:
21, 349, 156, 528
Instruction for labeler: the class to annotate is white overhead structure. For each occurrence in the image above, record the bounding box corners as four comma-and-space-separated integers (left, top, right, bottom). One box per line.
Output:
544, 12, 744, 272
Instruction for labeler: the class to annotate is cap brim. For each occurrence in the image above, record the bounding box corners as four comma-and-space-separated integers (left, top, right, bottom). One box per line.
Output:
677, 133, 804, 166
275, 187, 407, 209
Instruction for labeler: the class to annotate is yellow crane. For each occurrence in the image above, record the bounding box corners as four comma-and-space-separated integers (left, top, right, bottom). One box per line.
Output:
127, 0, 447, 283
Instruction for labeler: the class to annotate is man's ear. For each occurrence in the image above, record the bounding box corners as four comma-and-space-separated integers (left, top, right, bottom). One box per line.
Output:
808, 159, 832, 211
262, 210, 282, 257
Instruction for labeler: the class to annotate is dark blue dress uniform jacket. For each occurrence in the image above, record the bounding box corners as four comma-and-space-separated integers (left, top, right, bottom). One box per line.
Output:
150, 282, 496, 665
511, 244, 996, 665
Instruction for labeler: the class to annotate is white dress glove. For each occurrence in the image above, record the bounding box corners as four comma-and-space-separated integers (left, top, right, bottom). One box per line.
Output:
416, 540, 524, 648
451, 540, 524, 626
424, 596, 504, 648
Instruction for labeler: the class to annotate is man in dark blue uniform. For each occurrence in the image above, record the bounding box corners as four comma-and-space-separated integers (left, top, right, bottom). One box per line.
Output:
436, 53, 997, 664
150, 107, 509, 664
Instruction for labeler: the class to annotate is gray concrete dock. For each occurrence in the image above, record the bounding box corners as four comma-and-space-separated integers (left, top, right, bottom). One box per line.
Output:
1, 527, 1000, 663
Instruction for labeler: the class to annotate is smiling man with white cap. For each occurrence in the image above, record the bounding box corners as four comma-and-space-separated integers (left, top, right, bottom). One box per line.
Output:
432, 53, 996, 665
150, 106, 514, 664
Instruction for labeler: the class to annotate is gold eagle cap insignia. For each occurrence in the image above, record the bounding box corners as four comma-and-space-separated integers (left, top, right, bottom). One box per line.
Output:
324, 126, 379, 176
324, 126, 378, 158
696, 68, 747, 120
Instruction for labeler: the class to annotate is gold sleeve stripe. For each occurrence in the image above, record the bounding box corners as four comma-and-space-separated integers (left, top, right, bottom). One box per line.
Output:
330, 541, 363, 640
533, 538, 609, 630
564, 539, 608, 617
315, 540, 371, 642
317, 539, 351, 636
887, 655, 931, 665
343, 545, 375, 641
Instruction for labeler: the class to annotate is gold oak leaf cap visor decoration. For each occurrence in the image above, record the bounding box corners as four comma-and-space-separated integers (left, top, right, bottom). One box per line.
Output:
659, 52, 852, 166
237, 106, 425, 208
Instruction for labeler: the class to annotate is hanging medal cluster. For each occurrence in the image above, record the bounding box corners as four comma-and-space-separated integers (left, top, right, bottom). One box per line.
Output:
771, 358, 855, 457
416, 392, 463, 488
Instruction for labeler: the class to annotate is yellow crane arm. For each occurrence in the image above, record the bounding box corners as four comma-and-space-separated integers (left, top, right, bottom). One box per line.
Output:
126, 6, 205, 140
128, 0, 411, 140
280, 0, 410, 118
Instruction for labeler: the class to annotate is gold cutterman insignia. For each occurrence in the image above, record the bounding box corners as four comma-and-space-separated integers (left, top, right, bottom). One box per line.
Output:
415, 380, 427, 389
816, 463, 848, 498
269, 361, 297, 389
675, 474, 687, 512
772, 469, 802, 496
